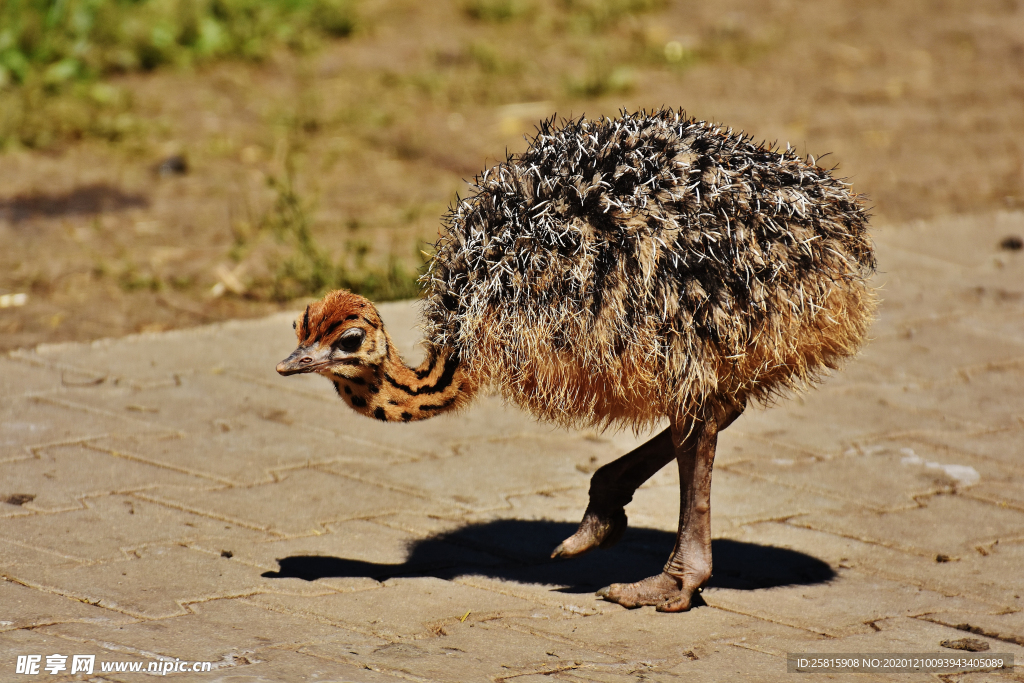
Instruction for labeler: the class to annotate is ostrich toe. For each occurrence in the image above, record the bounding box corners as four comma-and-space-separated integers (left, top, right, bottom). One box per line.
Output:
551, 508, 627, 558
597, 572, 701, 611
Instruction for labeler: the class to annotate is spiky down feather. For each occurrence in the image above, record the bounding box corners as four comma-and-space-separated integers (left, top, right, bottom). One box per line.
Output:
419, 109, 876, 430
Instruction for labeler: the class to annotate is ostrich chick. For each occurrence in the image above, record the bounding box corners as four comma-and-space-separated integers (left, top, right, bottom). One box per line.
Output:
277, 109, 876, 612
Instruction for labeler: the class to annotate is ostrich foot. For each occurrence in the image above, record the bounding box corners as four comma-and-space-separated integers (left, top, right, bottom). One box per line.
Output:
551, 508, 627, 558
597, 571, 704, 612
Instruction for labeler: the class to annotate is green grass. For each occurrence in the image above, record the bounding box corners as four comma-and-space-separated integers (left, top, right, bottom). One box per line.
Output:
0, 0, 357, 85
0, 0, 357, 148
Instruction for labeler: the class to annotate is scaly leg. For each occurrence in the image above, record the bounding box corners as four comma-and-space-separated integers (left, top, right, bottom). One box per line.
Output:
597, 404, 741, 611
551, 428, 675, 559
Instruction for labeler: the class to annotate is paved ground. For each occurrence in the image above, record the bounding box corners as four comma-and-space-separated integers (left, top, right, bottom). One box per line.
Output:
2, 212, 1024, 682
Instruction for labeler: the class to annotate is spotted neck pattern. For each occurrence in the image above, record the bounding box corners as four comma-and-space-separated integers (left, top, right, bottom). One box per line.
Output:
328, 343, 477, 423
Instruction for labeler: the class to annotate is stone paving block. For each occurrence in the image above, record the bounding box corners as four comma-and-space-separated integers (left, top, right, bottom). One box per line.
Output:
214, 518, 421, 570
235, 648, 415, 683
15, 312, 300, 388
955, 673, 1024, 683
44, 597, 380, 664
52, 373, 426, 470
855, 438, 1024, 511
350, 514, 666, 608
351, 516, 664, 608
385, 516, 861, 614
305, 618, 622, 683
501, 490, 592, 526
730, 385, 984, 458
703, 567, 998, 638
719, 522, 1024, 610
0, 494, 270, 563
857, 439, 1016, 492
712, 432, 817, 468
370, 511, 472, 540
0, 395, 170, 465
799, 615, 993, 653
0, 579, 134, 632
223, 518, 505, 595
331, 396, 577, 462
6, 544, 334, 619
914, 427, 1024, 470
331, 436, 595, 512
793, 494, 1024, 558
40, 647, 397, 682
961, 308, 1024, 348
710, 469, 855, 528
547, 671, 667, 683
505, 431, 654, 484
921, 610, 1024, 648
224, 374, 569, 462
627, 469, 850, 534
503, 603, 825, 668
0, 537, 73, 568
51, 373, 337, 442
836, 352, 919, 389
725, 444, 1001, 512
857, 321, 1024, 385
95, 648, 411, 683
0, 444, 208, 515
0, 358, 76, 397
663, 644, 810, 683
0, 626, 125, 679
884, 366, 1024, 430
867, 256, 969, 343
411, 395, 606, 453
671, 626, 958, 683
89, 414, 391, 487
876, 212, 1024, 270
965, 481, 1024, 513
451, 575, 615, 617
139, 467, 448, 537
750, 616, 1024, 682
251, 577, 551, 641
689, 620, 979, 682
878, 615, 1024, 659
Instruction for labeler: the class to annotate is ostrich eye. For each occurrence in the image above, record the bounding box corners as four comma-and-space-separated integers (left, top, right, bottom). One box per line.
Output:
337, 328, 365, 353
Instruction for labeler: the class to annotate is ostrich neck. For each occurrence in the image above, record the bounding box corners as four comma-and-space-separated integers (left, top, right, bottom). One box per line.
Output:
330, 342, 476, 423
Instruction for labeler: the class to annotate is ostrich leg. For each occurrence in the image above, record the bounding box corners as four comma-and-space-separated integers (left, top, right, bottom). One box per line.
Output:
597, 405, 740, 611
551, 429, 676, 559
552, 407, 742, 560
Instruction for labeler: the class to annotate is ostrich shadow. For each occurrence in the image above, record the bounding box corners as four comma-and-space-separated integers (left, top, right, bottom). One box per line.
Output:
263, 520, 834, 600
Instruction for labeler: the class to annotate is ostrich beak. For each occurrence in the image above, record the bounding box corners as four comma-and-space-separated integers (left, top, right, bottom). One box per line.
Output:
276, 346, 328, 376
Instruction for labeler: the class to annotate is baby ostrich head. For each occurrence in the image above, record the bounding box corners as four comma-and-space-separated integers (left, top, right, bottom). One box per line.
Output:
276, 290, 388, 382
276, 290, 476, 422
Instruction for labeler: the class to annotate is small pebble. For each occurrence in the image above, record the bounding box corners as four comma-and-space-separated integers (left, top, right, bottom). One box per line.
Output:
999, 235, 1023, 251
157, 155, 189, 177
0, 293, 28, 308
2, 493, 35, 506
940, 637, 990, 652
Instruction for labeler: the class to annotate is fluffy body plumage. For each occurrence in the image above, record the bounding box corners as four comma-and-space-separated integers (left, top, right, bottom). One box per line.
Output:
278, 108, 877, 612
423, 108, 875, 430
